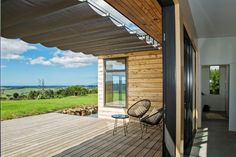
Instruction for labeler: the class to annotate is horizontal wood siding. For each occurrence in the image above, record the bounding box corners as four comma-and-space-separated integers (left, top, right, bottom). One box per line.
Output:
127, 50, 163, 109
98, 50, 163, 118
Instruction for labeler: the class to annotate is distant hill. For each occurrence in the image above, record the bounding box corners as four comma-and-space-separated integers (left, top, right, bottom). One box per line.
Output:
0, 85, 97, 90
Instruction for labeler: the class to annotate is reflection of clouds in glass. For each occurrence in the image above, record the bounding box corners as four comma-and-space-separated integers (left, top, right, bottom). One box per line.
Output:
106, 60, 125, 70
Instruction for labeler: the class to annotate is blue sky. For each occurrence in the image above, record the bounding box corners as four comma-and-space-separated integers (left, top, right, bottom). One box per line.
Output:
0, 0, 148, 86
1, 37, 98, 86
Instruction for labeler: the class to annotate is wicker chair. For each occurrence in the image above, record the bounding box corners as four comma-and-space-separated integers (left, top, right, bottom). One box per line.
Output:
140, 108, 163, 138
127, 99, 151, 130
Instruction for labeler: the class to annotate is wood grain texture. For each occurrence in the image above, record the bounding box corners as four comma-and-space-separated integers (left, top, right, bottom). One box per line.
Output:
128, 50, 163, 109
99, 50, 163, 113
105, 0, 162, 43
1, 113, 162, 157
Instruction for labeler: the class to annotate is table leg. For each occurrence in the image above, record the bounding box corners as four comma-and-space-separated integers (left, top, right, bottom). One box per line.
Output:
126, 119, 128, 133
113, 118, 117, 136
123, 119, 126, 136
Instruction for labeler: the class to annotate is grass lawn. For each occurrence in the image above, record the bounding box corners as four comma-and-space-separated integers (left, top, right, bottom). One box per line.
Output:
1, 94, 97, 120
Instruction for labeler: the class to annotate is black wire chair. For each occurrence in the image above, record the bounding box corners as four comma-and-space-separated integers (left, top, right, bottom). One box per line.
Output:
140, 108, 163, 138
127, 99, 151, 130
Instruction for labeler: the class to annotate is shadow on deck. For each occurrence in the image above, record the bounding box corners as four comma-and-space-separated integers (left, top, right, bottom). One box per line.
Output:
53, 123, 162, 157
1, 113, 162, 157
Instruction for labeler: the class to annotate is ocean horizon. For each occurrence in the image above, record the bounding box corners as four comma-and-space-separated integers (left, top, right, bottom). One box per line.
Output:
0, 84, 97, 89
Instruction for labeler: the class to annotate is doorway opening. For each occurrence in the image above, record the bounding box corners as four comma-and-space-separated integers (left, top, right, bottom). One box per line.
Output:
201, 65, 234, 157
201, 65, 229, 122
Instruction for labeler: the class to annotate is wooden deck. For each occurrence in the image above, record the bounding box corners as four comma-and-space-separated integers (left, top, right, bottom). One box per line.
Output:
1, 113, 162, 157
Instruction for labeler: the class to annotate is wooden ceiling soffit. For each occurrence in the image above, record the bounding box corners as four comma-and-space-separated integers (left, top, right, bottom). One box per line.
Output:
105, 0, 162, 44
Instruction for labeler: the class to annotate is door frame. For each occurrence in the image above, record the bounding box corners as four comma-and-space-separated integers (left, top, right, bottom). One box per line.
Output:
201, 64, 230, 116
158, 0, 199, 156
157, 0, 177, 157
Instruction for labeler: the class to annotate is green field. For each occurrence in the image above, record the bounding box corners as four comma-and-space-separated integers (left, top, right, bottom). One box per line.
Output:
1, 94, 97, 120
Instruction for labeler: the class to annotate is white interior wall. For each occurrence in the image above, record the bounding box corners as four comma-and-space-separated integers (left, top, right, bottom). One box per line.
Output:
198, 36, 236, 131
220, 66, 227, 111
229, 64, 236, 131
225, 65, 230, 115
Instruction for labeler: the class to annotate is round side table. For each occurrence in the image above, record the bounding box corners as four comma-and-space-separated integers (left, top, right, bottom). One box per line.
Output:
111, 114, 129, 136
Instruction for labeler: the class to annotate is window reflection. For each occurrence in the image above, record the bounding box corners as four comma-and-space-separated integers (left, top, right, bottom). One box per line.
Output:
105, 58, 126, 107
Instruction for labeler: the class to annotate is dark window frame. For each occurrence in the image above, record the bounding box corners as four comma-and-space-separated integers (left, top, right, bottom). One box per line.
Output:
104, 57, 128, 108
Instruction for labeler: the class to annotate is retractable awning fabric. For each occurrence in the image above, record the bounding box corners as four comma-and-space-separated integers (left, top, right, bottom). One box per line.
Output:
1, 0, 157, 55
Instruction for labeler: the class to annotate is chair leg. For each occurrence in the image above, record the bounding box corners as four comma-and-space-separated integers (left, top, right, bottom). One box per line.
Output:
126, 117, 131, 132
140, 123, 149, 139
158, 124, 163, 131
139, 118, 143, 131
141, 123, 144, 139
159, 119, 163, 131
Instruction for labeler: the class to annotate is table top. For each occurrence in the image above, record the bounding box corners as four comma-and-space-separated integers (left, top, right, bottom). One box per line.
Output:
112, 114, 129, 119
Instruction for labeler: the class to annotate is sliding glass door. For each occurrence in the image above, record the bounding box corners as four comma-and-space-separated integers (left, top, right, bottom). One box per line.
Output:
184, 29, 196, 156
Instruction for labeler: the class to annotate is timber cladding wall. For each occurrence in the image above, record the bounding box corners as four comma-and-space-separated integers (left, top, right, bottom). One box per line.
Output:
98, 50, 163, 118
127, 51, 163, 109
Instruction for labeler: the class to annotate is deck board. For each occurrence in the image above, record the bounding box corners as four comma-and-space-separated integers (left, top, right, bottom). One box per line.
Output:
1, 113, 162, 157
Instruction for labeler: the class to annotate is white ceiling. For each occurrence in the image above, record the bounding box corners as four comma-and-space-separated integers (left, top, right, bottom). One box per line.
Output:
188, 0, 236, 38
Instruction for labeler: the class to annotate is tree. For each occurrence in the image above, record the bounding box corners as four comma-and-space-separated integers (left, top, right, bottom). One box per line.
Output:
46, 89, 54, 98
13, 92, 19, 99
19, 94, 27, 100
55, 89, 65, 97
79, 88, 89, 96
28, 91, 39, 99
88, 88, 98, 94
66, 86, 83, 96
210, 69, 220, 94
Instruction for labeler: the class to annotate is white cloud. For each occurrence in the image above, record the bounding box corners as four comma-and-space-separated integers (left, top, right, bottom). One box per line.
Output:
0, 65, 7, 68
1, 37, 36, 60
50, 50, 97, 68
28, 50, 97, 68
29, 57, 52, 66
